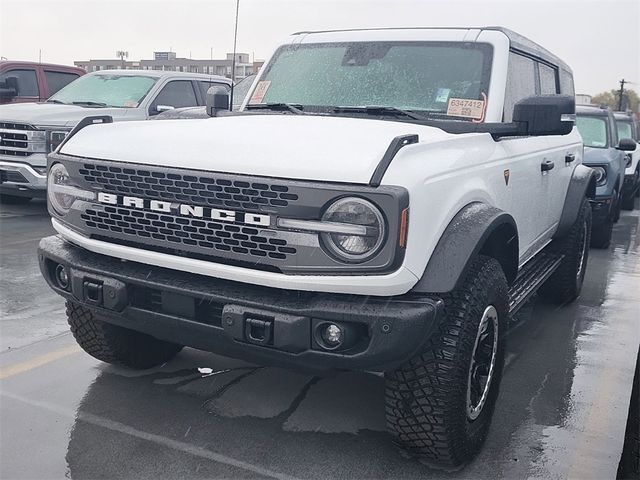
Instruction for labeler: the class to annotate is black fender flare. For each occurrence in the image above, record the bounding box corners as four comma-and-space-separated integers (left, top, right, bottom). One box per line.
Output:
412, 203, 519, 294
553, 164, 597, 239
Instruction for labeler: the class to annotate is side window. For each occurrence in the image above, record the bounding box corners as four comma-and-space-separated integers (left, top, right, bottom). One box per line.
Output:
503, 52, 536, 122
0, 69, 39, 97
197, 81, 230, 104
538, 63, 558, 94
559, 69, 575, 96
152, 80, 197, 109
44, 70, 80, 96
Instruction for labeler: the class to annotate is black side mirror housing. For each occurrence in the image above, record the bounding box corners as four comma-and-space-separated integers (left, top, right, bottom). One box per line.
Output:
206, 86, 230, 117
617, 138, 637, 152
513, 95, 575, 136
0, 76, 18, 99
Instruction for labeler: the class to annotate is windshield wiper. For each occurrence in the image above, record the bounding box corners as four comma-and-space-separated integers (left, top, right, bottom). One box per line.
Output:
46, 99, 67, 104
245, 103, 308, 115
333, 106, 430, 121
72, 101, 108, 107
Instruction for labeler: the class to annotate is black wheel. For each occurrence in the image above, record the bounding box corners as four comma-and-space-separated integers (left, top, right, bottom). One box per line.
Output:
622, 172, 638, 211
590, 209, 613, 249
385, 255, 508, 469
539, 198, 591, 304
66, 300, 183, 369
613, 188, 622, 223
0, 194, 31, 205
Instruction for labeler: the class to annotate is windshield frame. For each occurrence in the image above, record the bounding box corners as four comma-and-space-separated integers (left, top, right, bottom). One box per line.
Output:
576, 114, 610, 149
48, 73, 159, 108
247, 41, 494, 121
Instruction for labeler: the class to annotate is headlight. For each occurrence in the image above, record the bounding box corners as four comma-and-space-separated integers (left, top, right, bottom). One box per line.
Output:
47, 163, 94, 215
592, 166, 607, 186
46, 130, 70, 153
320, 197, 385, 262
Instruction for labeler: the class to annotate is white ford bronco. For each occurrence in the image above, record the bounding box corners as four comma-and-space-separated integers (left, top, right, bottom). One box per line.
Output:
39, 27, 595, 467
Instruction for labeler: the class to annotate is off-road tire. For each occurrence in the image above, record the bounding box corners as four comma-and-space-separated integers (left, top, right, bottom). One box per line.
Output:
66, 300, 183, 369
621, 172, 638, 211
385, 255, 508, 469
613, 188, 622, 223
539, 198, 591, 304
0, 194, 31, 205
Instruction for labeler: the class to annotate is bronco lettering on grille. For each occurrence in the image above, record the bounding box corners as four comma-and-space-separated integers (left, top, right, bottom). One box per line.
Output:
97, 192, 271, 227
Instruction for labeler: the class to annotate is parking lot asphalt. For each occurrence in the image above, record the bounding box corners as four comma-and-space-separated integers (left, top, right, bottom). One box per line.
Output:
1, 199, 638, 479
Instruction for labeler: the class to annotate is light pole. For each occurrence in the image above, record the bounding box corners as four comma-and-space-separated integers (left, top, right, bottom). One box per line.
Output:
116, 51, 128, 69
230, 0, 240, 110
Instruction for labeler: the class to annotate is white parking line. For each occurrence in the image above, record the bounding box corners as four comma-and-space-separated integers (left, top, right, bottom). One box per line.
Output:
1, 391, 303, 480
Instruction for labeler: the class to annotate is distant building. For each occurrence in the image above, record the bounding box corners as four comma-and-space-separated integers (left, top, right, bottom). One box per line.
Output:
575, 94, 593, 105
74, 51, 258, 80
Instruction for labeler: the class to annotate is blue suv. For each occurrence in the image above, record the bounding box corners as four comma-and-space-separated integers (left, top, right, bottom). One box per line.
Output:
576, 105, 636, 248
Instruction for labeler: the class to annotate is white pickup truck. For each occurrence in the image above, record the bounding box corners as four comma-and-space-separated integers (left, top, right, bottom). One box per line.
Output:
39, 27, 595, 468
0, 70, 230, 203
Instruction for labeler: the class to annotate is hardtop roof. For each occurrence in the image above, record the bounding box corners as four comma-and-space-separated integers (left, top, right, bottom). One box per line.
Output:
291, 26, 572, 73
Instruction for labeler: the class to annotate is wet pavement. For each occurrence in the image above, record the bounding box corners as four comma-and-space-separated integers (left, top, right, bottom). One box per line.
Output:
1, 199, 639, 479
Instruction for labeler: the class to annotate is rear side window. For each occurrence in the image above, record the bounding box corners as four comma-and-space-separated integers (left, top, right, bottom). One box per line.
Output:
503, 52, 536, 122
576, 116, 608, 148
153, 80, 198, 108
44, 70, 81, 96
0, 69, 39, 97
538, 63, 558, 94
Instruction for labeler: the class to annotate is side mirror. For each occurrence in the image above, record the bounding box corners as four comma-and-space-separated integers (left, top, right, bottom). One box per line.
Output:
617, 138, 637, 152
513, 95, 575, 136
0, 76, 18, 99
206, 86, 230, 117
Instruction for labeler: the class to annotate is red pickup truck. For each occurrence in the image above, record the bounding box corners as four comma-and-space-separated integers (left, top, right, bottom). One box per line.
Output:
0, 61, 85, 104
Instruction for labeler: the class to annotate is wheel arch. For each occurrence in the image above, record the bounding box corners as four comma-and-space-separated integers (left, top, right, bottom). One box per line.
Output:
411, 202, 519, 294
554, 164, 597, 239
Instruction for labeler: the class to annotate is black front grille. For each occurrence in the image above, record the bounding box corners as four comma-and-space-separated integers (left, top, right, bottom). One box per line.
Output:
0, 122, 37, 131
1, 122, 33, 157
81, 205, 296, 261
79, 163, 299, 211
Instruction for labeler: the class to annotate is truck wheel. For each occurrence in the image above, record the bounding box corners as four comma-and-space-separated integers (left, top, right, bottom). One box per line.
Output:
66, 300, 183, 369
590, 208, 613, 249
0, 194, 31, 205
622, 172, 638, 210
613, 188, 621, 223
385, 255, 508, 469
539, 198, 591, 304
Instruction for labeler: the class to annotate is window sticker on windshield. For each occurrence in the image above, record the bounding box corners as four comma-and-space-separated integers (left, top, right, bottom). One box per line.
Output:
435, 88, 451, 103
123, 100, 138, 108
447, 97, 485, 120
249, 81, 271, 104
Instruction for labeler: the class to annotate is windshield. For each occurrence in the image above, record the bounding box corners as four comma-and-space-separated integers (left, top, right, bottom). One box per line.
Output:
49, 74, 157, 108
248, 42, 492, 119
232, 74, 256, 110
576, 115, 608, 148
616, 120, 635, 141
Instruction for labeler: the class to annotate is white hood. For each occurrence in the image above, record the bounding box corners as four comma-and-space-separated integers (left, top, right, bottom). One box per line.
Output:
0, 102, 130, 127
60, 114, 452, 184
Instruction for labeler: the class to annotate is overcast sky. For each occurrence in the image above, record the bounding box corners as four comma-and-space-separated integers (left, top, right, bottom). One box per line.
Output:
1, 0, 638, 95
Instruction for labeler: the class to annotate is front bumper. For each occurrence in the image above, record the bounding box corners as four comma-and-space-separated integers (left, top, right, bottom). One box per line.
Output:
38, 235, 443, 372
0, 160, 47, 198
590, 194, 614, 225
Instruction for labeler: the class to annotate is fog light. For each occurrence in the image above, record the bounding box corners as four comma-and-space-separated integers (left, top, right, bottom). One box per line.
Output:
55, 264, 69, 289
320, 323, 343, 349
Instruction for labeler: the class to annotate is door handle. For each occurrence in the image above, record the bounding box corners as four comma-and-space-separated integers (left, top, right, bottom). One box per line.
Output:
565, 153, 576, 164
541, 160, 555, 172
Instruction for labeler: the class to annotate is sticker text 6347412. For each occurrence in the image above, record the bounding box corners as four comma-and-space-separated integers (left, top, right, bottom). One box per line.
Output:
447, 98, 485, 120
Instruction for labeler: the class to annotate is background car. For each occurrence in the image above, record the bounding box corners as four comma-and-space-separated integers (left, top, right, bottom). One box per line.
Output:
576, 105, 636, 248
0, 69, 231, 204
0, 60, 85, 104
614, 111, 640, 210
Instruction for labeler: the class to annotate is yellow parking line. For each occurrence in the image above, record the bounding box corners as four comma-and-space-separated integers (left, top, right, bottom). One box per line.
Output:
0, 345, 81, 380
